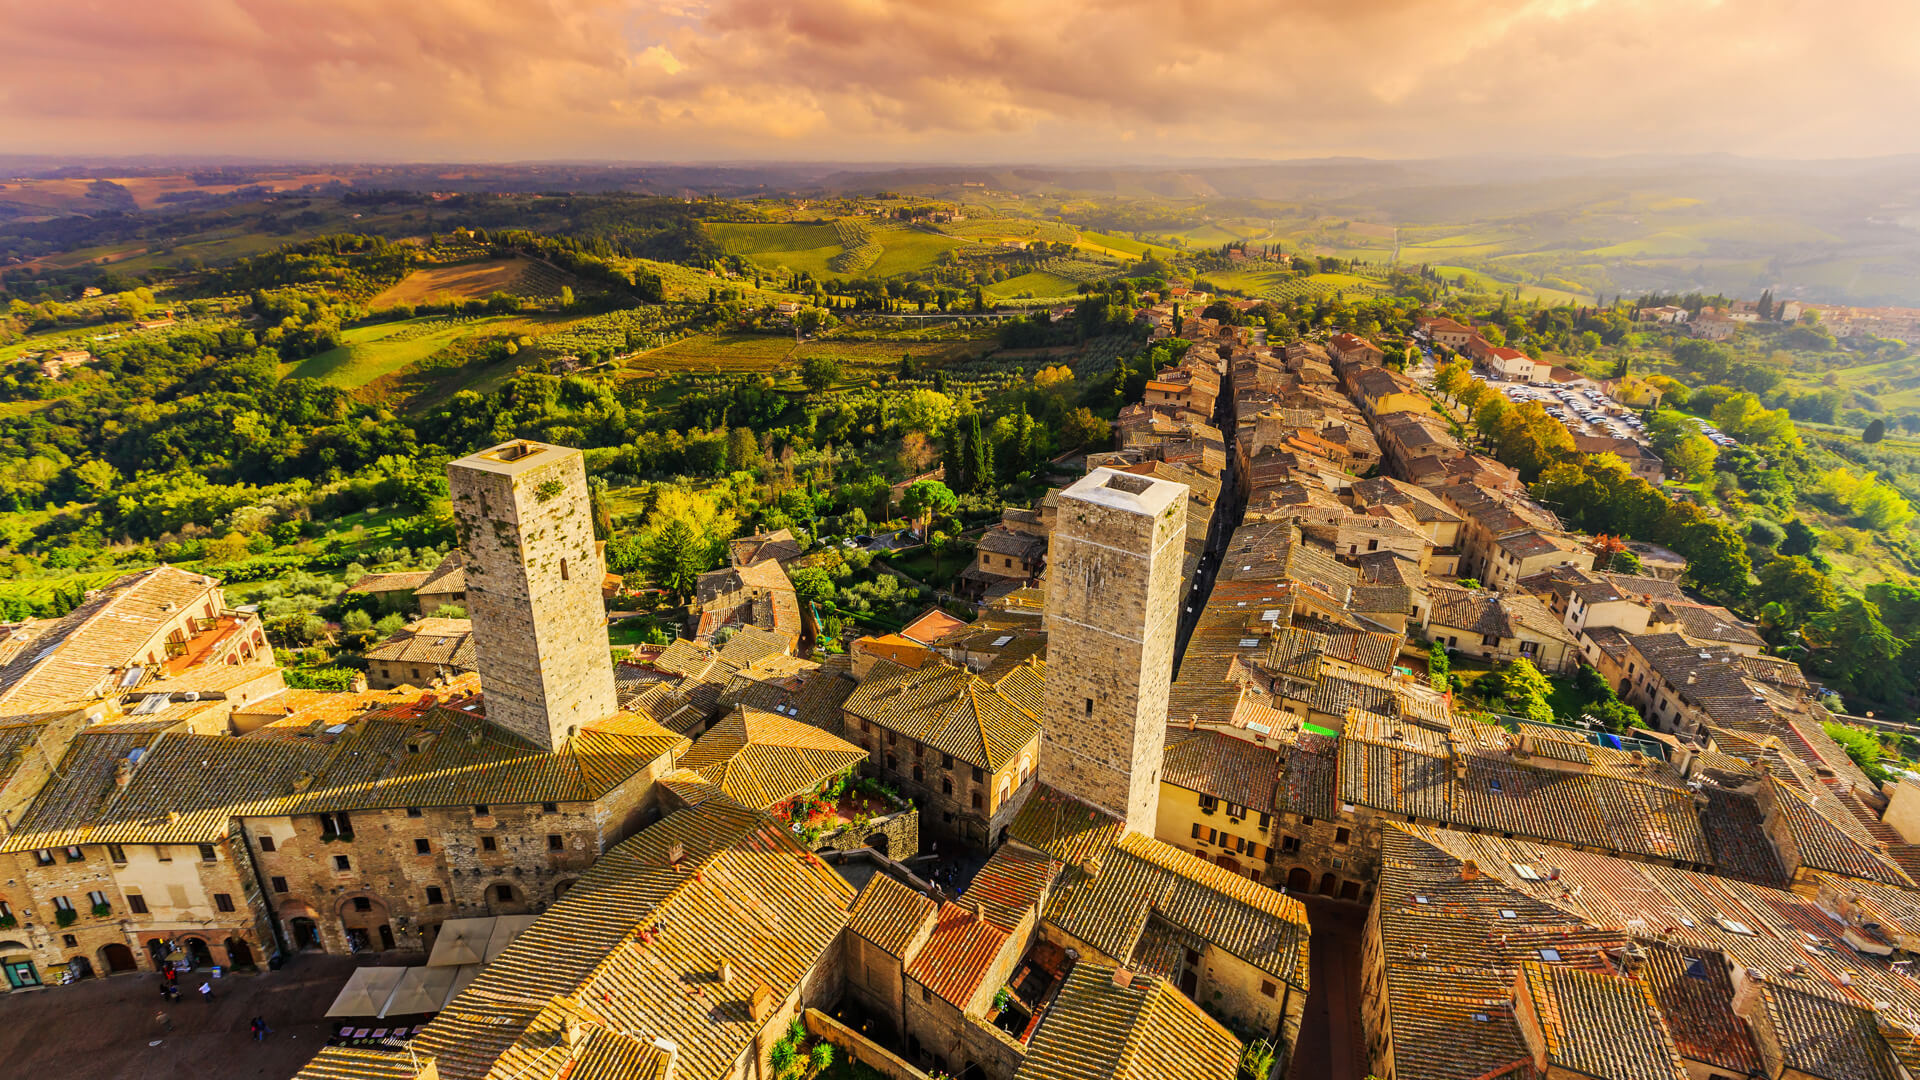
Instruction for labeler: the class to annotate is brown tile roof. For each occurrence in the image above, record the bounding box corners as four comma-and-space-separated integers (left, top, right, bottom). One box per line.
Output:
1638, 942, 1763, 1075
840, 658, 1041, 772
344, 571, 431, 597
1428, 586, 1577, 646
1519, 960, 1689, 1080
407, 800, 852, 1080
847, 871, 937, 955
1161, 729, 1281, 811
1755, 982, 1900, 1080
1047, 832, 1309, 988
965, 840, 1060, 932
1008, 784, 1124, 868
1014, 965, 1242, 1080
1765, 777, 1912, 886
294, 1047, 428, 1080
728, 527, 803, 567
414, 551, 466, 597
677, 705, 866, 810
363, 618, 475, 668
0, 566, 220, 712
1655, 602, 1765, 649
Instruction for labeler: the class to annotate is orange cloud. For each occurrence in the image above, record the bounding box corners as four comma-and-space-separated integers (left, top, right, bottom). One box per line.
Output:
1, 0, 1913, 160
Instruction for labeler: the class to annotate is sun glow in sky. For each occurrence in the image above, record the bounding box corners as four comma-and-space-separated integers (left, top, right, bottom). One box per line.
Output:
1, 0, 1911, 161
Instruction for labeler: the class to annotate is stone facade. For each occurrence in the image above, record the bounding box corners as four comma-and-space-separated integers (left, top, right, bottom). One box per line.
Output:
814, 807, 920, 861
1040, 469, 1187, 834
449, 440, 619, 750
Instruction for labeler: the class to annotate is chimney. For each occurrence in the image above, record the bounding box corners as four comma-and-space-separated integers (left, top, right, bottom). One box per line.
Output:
114, 759, 133, 788
750, 983, 776, 1023
563, 1013, 588, 1052
167, 810, 182, 825
1686, 672, 1697, 686
718, 957, 734, 987
1111, 968, 1135, 989
651, 1037, 680, 1080
667, 842, 686, 869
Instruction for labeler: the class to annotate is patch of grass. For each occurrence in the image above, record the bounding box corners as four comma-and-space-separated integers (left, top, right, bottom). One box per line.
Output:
280, 314, 527, 388
985, 271, 1081, 299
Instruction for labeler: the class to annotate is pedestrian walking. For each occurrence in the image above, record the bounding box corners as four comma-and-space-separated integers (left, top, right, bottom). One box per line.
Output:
198, 981, 213, 1003
250, 1017, 265, 1041
154, 1009, 173, 1033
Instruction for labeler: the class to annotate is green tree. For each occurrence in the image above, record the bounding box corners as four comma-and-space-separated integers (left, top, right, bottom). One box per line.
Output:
1807, 595, 1908, 703
1823, 721, 1891, 785
1864, 418, 1887, 443
642, 517, 714, 600
789, 566, 833, 605
899, 479, 958, 534
799, 354, 844, 392
1754, 556, 1837, 627
1779, 518, 1817, 557
1663, 435, 1718, 484
1426, 640, 1451, 691
1477, 658, 1555, 723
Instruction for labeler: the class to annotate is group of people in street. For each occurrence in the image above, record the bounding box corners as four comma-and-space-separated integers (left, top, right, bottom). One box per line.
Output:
151, 964, 272, 1041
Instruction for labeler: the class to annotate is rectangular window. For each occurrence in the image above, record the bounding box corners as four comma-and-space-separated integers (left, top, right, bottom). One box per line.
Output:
426, 886, 444, 905
34, 849, 53, 866
1260, 980, 1277, 999
333, 855, 351, 871
1084, 698, 1094, 718
1207, 828, 1219, 845
548, 835, 564, 851
1190, 823, 1202, 840
415, 839, 432, 854
542, 802, 559, 813
406, 807, 423, 818
107, 844, 127, 864
128, 894, 149, 914
65, 846, 84, 863
258, 836, 275, 853
214, 894, 234, 913
1227, 802, 1247, 819
473, 805, 490, 816
971, 793, 984, 811
53, 896, 74, 913
1257, 812, 1272, 829
481, 836, 497, 852
971, 767, 984, 783
199, 844, 217, 862
941, 753, 953, 769
494, 884, 513, 902
87, 890, 108, 908
1197, 794, 1218, 813
1281, 835, 1300, 853
1335, 827, 1352, 845
271, 877, 288, 894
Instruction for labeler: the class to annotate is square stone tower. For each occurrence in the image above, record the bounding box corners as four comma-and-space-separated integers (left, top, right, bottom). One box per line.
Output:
447, 440, 618, 749
1041, 467, 1188, 834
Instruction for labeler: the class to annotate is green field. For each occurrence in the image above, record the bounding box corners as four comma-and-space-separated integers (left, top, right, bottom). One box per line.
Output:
986, 271, 1080, 300
1076, 230, 1182, 260
1777, 355, 1920, 412
280, 315, 525, 387
708, 222, 845, 277
863, 228, 963, 278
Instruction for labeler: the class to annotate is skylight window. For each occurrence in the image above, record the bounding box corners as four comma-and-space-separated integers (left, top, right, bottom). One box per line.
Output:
991, 635, 1013, 647
1512, 863, 1541, 881
1414, 895, 1429, 904
1488, 779, 1504, 794
1718, 918, 1756, 936
1539, 948, 1562, 962
1500, 910, 1517, 919
1239, 639, 1261, 648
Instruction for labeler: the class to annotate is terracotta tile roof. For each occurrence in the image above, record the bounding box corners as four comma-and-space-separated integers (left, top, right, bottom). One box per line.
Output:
344, 571, 431, 597
414, 551, 466, 597
907, 900, 1012, 1007
1655, 602, 1765, 648
1161, 729, 1281, 811
1519, 960, 1689, 1080
717, 657, 854, 732
728, 528, 803, 567
1014, 965, 1241, 1080
840, 658, 1041, 772
1427, 586, 1577, 646
1765, 777, 1912, 886
1047, 832, 1309, 988
408, 801, 852, 1080
1009, 784, 1125, 868
965, 842, 1059, 932
1638, 942, 1763, 1074
294, 1046, 427, 1080
0, 566, 220, 712
364, 618, 475, 668
677, 705, 865, 810
1755, 982, 1900, 1080
1380, 965, 1533, 1080
847, 872, 937, 955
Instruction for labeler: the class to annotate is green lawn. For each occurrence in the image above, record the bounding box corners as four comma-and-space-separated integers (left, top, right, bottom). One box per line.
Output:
707, 222, 846, 277
280, 315, 523, 388
863, 229, 964, 278
986, 271, 1081, 299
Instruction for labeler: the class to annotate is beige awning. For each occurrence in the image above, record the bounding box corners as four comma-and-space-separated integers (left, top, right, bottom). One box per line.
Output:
380, 965, 461, 1018
427, 918, 492, 967
484, 916, 537, 962
325, 966, 408, 1018
445, 963, 482, 1006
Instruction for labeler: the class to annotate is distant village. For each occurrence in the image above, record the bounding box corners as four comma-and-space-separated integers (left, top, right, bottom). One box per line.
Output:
0, 287, 1915, 1080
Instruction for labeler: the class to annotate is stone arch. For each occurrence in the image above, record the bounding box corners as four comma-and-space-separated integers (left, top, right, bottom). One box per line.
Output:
65, 955, 95, 980
338, 891, 392, 954
1285, 867, 1312, 892
224, 937, 257, 969
1317, 872, 1338, 896
99, 942, 138, 974
485, 881, 530, 915
552, 878, 578, 901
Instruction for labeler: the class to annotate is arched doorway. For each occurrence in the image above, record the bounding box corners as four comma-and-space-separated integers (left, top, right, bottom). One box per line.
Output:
552, 879, 577, 901
289, 917, 321, 951
182, 937, 214, 969
339, 894, 392, 954
146, 938, 171, 969
1317, 873, 1338, 896
2, 942, 38, 989
65, 955, 95, 982
868, 832, 890, 856
1285, 867, 1312, 892
224, 938, 255, 970
100, 943, 138, 974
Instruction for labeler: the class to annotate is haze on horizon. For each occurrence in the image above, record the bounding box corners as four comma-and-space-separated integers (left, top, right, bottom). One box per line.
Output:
3, 0, 1915, 165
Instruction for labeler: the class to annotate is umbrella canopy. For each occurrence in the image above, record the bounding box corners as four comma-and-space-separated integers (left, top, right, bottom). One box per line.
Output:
445, 963, 482, 1007
325, 966, 408, 1018
380, 965, 460, 1018
427, 918, 492, 967
484, 915, 538, 962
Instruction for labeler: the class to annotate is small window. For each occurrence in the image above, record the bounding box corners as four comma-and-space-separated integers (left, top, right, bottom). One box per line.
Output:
971, 792, 984, 811
64, 846, 84, 863
542, 802, 559, 813
215, 894, 235, 913
971, 767, 984, 783
52, 896, 74, 913
1335, 827, 1351, 845
271, 877, 288, 894
922, 987, 932, 1004
107, 844, 127, 864
34, 849, 53, 866
426, 886, 444, 905
942, 777, 953, 795
128, 894, 149, 914
560, 557, 570, 580
1084, 698, 1094, 718
548, 835, 564, 851
406, 807, 423, 818
62, 934, 76, 947
258, 836, 275, 853
494, 884, 513, 902
333, 855, 351, 871
941, 753, 953, 769
481, 836, 497, 852
1191, 823, 1202, 840
352, 897, 372, 912
87, 890, 108, 908
1260, 980, 1277, 999
156, 846, 171, 862
415, 839, 432, 854
1539, 948, 1562, 962
473, 805, 490, 816
198, 844, 217, 862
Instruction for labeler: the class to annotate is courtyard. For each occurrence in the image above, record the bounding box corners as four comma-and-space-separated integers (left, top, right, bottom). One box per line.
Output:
0, 953, 397, 1080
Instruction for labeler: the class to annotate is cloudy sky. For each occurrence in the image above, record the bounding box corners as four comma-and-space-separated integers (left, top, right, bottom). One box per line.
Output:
3, 0, 1910, 162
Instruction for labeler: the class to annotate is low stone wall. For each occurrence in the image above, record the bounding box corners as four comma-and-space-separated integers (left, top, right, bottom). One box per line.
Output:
815, 807, 920, 860
805, 1008, 930, 1080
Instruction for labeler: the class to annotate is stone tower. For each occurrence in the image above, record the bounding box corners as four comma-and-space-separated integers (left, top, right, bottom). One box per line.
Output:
448, 440, 618, 750
1041, 467, 1188, 834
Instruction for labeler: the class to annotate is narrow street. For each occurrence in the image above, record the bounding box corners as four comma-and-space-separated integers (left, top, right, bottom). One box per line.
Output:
1286, 896, 1368, 1080
1172, 347, 1245, 671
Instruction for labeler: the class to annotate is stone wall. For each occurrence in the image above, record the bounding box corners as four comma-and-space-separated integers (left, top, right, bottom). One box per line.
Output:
814, 807, 920, 861
804, 1009, 932, 1080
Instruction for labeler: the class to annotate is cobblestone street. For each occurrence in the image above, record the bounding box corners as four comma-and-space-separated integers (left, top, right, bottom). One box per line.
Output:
0, 954, 394, 1080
